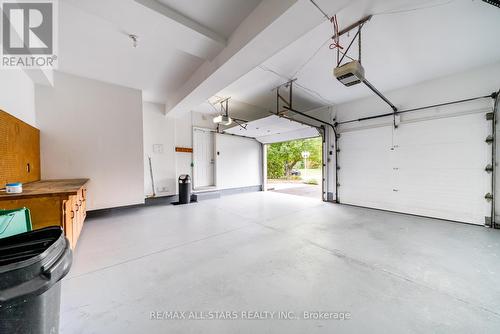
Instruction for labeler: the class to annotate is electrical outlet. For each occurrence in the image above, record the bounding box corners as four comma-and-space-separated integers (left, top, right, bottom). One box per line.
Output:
153, 144, 164, 154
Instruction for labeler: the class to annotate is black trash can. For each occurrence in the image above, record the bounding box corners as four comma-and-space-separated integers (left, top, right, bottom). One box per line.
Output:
178, 175, 192, 204
0, 227, 72, 334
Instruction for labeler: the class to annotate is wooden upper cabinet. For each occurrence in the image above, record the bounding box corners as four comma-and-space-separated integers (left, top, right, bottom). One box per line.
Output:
0, 111, 89, 249
0, 110, 41, 185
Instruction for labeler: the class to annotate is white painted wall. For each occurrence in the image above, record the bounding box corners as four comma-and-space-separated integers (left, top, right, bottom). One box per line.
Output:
143, 102, 176, 196
174, 112, 194, 193
36, 71, 144, 210
0, 70, 36, 126
333, 62, 500, 220
215, 134, 262, 189
144, 109, 262, 195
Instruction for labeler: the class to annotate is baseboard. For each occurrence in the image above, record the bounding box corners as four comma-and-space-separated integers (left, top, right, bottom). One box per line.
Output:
86, 203, 146, 218
145, 195, 178, 206
220, 185, 262, 195
87, 186, 262, 218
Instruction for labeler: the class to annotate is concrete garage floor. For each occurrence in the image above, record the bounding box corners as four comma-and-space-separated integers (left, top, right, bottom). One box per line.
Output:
268, 182, 322, 199
61, 192, 500, 333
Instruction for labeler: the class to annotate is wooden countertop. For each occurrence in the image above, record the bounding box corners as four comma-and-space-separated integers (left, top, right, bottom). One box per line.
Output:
0, 179, 89, 200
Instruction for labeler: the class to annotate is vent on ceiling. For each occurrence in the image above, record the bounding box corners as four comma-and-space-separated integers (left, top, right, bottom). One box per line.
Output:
483, 0, 500, 8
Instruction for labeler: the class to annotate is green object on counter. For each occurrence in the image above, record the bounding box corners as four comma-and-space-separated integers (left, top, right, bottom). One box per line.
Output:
0, 208, 32, 239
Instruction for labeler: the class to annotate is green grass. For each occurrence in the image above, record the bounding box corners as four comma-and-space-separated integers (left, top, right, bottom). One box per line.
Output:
267, 168, 322, 184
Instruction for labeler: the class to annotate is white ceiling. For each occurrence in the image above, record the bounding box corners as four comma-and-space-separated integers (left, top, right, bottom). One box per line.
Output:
59, 1, 202, 103
206, 0, 500, 113
157, 0, 262, 39
56, 0, 500, 112
58, 0, 261, 104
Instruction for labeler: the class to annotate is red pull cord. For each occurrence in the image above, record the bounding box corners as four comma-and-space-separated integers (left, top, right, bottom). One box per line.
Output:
329, 15, 343, 50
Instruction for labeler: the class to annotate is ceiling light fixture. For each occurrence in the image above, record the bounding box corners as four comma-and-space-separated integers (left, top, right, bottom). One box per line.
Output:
213, 97, 233, 126
213, 115, 232, 126
210, 97, 249, 130
129, 34, 139, 48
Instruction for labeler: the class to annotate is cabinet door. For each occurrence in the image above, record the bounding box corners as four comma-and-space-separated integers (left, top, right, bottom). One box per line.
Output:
81, 187, 87, 221
72, 195, 82, 248
63, 197, 75, 249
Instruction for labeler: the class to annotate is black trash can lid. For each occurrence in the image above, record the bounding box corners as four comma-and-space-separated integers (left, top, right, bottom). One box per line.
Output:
0, 227, 72, 303
178, 174, 191, 183
0, 227, 62, 267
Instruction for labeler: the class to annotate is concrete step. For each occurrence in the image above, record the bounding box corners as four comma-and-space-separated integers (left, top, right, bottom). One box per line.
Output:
192, 190, 221, 201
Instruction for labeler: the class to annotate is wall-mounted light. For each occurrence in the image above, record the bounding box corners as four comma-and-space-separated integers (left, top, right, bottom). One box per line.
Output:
213, 115, 232, 126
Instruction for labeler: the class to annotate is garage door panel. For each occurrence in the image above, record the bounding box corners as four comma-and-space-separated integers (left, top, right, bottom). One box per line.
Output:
397, 144, 488, 169
398, 169, 487, 193
397, 169, 489, 223
397, 114, 490, 170
339, 111, 491, 225
339, 126, 396, 209
397, 113, 489, 143
339, 186, 399, 212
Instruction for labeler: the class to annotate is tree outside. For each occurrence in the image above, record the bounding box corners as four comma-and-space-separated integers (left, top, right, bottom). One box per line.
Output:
267, 137, 322, 182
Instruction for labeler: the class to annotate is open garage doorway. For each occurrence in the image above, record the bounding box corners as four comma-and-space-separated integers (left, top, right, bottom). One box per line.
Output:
265, 136, 323, 200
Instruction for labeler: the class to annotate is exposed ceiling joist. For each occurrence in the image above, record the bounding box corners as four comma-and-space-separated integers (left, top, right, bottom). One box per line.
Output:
134, 0, 226, 47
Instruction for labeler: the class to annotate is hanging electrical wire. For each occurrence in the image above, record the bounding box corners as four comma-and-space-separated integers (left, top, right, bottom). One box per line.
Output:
292, 36, 354, 79
258, 65, 333, 105
295, 82, 333, 105
329, 15, 342, 50
373, 0, 455, 16
309, 0, 331, 21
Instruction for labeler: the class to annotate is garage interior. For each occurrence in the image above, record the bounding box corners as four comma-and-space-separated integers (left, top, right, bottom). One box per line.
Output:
1, 0, 500, 333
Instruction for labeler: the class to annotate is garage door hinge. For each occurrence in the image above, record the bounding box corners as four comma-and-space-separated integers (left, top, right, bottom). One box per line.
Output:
336, 166, 341, 170
337, 183, 341, 187
486, 135, 494, 144
485, 193, 494, 202
485, 164, 494, 173
336, 148, 341, 153
486, 112, 494, 121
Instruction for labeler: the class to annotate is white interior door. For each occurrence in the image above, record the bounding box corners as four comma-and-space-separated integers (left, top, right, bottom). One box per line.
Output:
193, 128, 215, 188
338, 111, 491, 225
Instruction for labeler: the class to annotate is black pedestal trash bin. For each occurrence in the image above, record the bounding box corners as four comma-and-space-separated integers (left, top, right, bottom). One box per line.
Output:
178, 175, 192, 204
0, 227, 72, 334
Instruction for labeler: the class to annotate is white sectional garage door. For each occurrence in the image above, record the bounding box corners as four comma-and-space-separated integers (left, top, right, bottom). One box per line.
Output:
338, 111, 492, 225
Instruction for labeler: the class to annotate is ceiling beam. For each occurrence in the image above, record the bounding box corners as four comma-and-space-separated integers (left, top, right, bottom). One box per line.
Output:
62, 0, 224, 60
134, 0, 226, 47
166, 0, 352, 117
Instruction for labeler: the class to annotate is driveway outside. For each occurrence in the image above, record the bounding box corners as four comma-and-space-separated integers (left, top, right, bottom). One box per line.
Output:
267, 182, 322, 199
